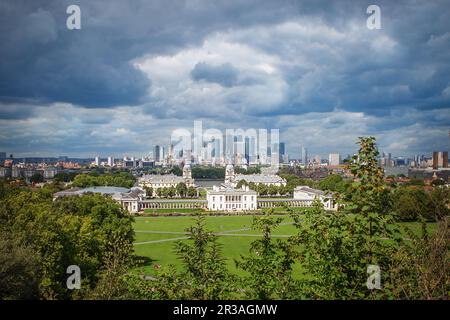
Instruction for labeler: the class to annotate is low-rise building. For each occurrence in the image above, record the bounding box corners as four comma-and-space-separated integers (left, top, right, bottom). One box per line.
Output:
11, 166, 22, 178
43, 167, 58, 179
0, 167, 11, 178
54, 186, 146, 214
138, 164, 195, 195
225, 164, 286, 187
293, 185, 337, 211
207, 185, 257, 211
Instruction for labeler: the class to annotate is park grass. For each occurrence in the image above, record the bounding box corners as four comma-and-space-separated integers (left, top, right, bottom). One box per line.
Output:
141, 206, 315, 215
132, 215, 437, 277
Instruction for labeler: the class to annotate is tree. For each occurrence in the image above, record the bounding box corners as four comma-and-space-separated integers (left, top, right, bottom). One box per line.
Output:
0, 183, 135, 300
388, 218, 449, 299
87, 233, 135, 300
176, 182, 187, 198
291, 199, 380, 299
290, 137, 402, 299
431, 179, 445, 187
404, 178, 425, 186
391, 187, 430, 221
187, 186, 197, 198
344, 137, 397, 264
236, 179, 247, 189
30, 173, 44, 183
72, 172, 135, 188
171, 166, 182, 176
236, 211, 298, 299
167, 186, 176, 198
54, 172, 77, 183
0, 232, 40, 299
191, 167, 225, 179
124, 215, 235, 300
161, 187, 169, 198
247, 182, 257, 191
173, 214, 235, 299
257, 184, 268, 197
268, 185, 278, 197
318, 174, 343, 191
428, 187, 450, 221
143, 186, 153, 199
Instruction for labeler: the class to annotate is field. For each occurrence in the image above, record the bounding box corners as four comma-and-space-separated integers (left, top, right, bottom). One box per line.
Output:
142, 206, 316, 215
132, 214, 436, 276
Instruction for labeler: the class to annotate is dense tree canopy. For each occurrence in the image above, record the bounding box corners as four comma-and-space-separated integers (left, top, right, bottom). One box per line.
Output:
0, 181, 134, 299
72, 172, 136, 188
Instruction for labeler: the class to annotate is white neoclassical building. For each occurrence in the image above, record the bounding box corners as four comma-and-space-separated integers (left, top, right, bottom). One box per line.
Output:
224, 164, 286, 187
54, 186, 146, 214
293, 186, 338, 211
207, 185, 257, 212
138, 163, 195, 193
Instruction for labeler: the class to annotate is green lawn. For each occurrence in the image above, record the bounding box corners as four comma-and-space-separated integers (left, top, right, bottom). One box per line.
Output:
132, 215, 436, 277
141, 206, 315, 215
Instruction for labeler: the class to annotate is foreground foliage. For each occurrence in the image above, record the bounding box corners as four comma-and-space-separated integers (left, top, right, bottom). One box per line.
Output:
0, 183, 135, 299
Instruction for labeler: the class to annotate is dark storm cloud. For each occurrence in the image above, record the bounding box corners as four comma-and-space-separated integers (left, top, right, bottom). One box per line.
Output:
0, 103, 36, 120
0, 0, 300, 108
0, 0, 449, 156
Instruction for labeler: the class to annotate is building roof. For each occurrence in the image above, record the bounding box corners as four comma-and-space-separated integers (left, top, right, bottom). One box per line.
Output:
207, 185, 257, 195
54, 186, 131, 198
139, 174, 187, 184
294, 185, 332, 197
113, 187, 146, 200
235, 174, 286, 184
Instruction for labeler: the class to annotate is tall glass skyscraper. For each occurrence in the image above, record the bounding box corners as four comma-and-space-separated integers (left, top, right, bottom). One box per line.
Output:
301, 146, 308, 164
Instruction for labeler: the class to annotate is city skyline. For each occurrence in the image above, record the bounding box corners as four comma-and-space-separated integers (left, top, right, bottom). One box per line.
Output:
0, 1, 449, 158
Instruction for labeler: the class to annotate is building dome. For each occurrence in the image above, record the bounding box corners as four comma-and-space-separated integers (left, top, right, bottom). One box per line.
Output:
225, 163, 235, 184
183, 162, 192, 179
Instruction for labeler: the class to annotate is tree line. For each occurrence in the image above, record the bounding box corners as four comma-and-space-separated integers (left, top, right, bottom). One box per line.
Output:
72, 171, 136, 189
0, 182, 134, 299
142, 183, 198, 199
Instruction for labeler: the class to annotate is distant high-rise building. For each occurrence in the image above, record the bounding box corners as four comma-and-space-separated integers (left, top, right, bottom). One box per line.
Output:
161, 146, 166, 163
213, 138, 222, 158
314, 155, 321, 165
279, 142, 286, 163
443, 151, 449, 168
246, 136, 257, 164
301, 147, 308, 165
225, 133, 234, 161
433, 151, 448, 169
95, 156, 100, 166
328, 153, 341, 166
107, 156, 114, 167
235, 136, 245, 157
0, 152, 6, 160
153, 145, 161, 163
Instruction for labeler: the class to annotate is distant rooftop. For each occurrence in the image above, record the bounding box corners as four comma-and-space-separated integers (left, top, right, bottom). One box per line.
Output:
208, 184, 257, 195
294, 185, 330, 197
139, 174, 187, 183
54, 186, 130, 197
235, 174, 286, 184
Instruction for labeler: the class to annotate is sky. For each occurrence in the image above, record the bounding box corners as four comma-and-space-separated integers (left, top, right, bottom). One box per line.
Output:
0, 0, 449, 159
